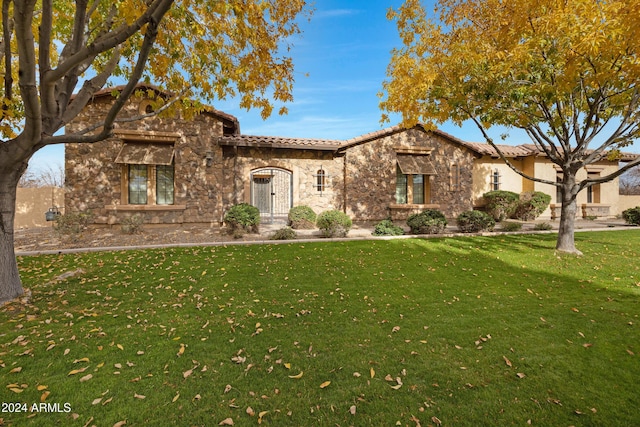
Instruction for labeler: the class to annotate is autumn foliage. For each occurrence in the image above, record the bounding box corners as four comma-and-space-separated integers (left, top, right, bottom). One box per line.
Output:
381, 0, 640, 254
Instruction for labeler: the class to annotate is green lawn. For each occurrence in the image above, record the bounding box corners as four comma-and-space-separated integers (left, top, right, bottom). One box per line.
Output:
2, 231, 639, 426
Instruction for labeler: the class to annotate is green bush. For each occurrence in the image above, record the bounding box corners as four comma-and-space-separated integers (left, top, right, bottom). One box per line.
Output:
270, 226, 297, 240
288, 205, 317, 229
483, 190, 519, 221
501, 221, 523, 232
533, 222, 553, 231
372, 219, 405, 236
406, 209, 447, 234
121, 214, 145, 235
513, 191, 552, 220
622, 206, 640, 225
316, 210, 352, 238
224, 203, 260, 237
54, 211, 93, 235
456, 210, 495, 233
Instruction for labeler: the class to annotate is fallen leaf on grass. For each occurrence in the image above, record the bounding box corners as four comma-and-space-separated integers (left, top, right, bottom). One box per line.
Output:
40, 391, 50, 402
183, 369, 193, 379
177, 344, 185, 357
224, 384, 232, 393
92, 398, 103, 405
9, 367, 22, 373
288, 371, 304, 379
9, 387, 23, 393
79, 374, 93, 382
319, 381, 331, 389
134, 393, 145, 399
74, 357, 90, 363
113, 421, 127, 427
432, 416, 442, 425
503, 356, 513, 368
37, 385, 48, 391
257, 411, 268, 424
349, 405, 356, 415
370, 367, 375, 378
218, 418, 234, 426
172, 393, 180, 403
68, 367, 88, 376
516, 373, 526, 379
246, 406, 255, 416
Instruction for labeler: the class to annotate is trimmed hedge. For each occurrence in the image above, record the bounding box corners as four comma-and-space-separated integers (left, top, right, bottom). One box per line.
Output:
622, 206, 640, 225
270, 226, 298, 240
483, 190, 519, 221
457, 210, 495, 233
316, 210, 352, 238
407, 209, 447, 234
224, 203, 260, 237
513, 191, 551, 221
288, 205, 317, 229
372, 219, 405, 236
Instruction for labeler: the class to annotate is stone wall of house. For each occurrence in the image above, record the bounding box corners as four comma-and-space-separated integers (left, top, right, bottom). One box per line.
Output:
343, 128, 475, 221
221, 147, 343, 219
65, 95, 227, 226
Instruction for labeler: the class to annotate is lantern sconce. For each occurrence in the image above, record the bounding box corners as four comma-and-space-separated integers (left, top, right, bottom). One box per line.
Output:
205, 151, 214, 167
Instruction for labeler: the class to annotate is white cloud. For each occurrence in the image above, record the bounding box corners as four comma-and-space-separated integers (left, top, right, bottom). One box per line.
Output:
314, 9, 360, 19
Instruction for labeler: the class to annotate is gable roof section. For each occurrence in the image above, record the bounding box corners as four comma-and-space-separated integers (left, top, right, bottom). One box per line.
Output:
82, 84, 240, 134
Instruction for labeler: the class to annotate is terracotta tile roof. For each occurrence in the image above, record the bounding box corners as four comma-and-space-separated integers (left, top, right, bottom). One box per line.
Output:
455, 141, 537, 158
219, 134, 343, 151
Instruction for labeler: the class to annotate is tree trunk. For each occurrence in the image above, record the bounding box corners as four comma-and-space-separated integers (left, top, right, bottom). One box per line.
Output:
0, 168, 25, 303
556, 178, 582, 255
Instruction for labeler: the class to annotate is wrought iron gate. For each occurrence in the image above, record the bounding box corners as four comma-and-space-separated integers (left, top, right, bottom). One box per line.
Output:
251, 168, 292, 223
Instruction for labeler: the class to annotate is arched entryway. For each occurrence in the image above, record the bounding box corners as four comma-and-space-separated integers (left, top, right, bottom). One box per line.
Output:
250, 167, 292, 223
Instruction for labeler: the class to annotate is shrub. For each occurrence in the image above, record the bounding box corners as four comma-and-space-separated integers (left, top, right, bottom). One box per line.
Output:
54, 211, 93, 235
513, 191, 552, 221
288, 205, 317, 229
224, 203, 260, 237
406, 209, 447, 234
372, 219, 404, 236
533, 222, 553, 231
121, 214, 145, 235
316, 210, 352, 238
501, 221, 522, 232
270, 226, 297, 240
456, 210, 495, 233
622, 206, 640, 225
483, 190, 519, 221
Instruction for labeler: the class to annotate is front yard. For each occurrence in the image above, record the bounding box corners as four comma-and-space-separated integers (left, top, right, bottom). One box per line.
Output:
2, 231, 639, 426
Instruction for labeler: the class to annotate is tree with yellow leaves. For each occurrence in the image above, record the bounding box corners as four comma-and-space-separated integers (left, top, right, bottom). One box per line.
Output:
0, 0, 309, 303
381, 0, 640, 254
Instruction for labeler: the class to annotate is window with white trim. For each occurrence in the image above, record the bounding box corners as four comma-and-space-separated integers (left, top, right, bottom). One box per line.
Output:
491, 169, 501, 191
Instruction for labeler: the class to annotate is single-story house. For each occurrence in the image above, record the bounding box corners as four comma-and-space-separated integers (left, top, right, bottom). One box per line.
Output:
65, 86, 637, 226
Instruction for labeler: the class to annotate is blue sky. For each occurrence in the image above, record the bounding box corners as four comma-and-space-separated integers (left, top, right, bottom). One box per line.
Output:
29, 0, 639, 173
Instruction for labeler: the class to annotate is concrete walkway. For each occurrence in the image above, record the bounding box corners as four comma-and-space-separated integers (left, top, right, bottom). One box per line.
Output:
15, 218, 636, 257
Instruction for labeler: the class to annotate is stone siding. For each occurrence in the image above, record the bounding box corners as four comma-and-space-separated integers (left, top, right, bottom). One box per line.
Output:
65, 96, 227, 226
343, 128, 475, 221
221, 147, 343, 219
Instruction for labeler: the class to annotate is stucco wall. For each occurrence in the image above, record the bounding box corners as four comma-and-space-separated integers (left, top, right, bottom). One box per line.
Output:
15, 187, 65, 229
343, 128, 475, 220
473, 156, 622, 219
618, 195, 640, 214
472, 158, 526, 204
